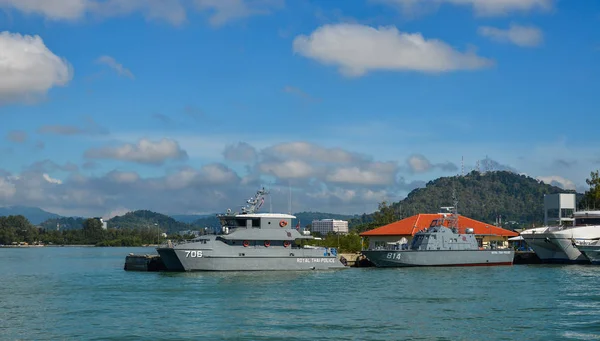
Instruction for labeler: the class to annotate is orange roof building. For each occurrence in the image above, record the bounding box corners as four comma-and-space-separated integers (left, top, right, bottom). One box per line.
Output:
360, 213, 518, 249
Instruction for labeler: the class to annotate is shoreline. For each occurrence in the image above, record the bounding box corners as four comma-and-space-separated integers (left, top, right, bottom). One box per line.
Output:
0, 244, 159, 248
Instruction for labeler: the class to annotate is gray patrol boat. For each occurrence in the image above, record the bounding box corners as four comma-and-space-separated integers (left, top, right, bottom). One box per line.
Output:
361, 201, 514, 267
156, 188, 346, 271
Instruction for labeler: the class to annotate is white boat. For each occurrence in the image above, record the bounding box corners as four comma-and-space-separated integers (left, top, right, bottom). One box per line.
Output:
574, 240, 600, 264
520, 210, 600, 263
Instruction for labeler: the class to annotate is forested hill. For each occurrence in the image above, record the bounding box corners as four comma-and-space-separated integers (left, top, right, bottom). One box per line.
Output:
108, 210, 193, 233
352, 171, 579, 231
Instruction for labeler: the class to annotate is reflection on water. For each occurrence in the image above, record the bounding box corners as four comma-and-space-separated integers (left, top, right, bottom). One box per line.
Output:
1, 247, 600, 340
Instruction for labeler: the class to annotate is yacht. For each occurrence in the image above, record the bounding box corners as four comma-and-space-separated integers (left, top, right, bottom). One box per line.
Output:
520, 210, 600, 263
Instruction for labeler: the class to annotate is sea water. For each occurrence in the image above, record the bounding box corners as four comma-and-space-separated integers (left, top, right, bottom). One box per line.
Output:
1, 247, 599, 340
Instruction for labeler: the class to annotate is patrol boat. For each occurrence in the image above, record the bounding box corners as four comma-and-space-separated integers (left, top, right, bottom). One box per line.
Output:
156, 188, 346, 271
361, 203, 514, 267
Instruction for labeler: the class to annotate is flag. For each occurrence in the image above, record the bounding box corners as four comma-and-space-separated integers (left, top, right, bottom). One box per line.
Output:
257, 197, 264, 210
295, 220, 300, 230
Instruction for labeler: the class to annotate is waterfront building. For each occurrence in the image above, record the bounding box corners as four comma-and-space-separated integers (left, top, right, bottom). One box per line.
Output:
360, 213, 518, 250
543, 193, 576, 226
311, 219, 348, 235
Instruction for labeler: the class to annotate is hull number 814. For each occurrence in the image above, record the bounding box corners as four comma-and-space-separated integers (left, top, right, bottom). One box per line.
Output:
386, 253, 401, 260
185, 250, 203, 258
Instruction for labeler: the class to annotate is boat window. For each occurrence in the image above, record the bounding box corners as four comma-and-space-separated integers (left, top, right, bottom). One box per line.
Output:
252, 218, 260, 227
561, 208, 574, 218
575, 218, 600, 226
222, 218, 237, 227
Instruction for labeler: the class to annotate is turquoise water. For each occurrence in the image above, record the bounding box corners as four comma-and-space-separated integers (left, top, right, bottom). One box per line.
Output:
1, 247, 600, 340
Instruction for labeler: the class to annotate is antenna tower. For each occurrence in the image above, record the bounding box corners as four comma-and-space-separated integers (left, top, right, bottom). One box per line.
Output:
461, 156, 464, 176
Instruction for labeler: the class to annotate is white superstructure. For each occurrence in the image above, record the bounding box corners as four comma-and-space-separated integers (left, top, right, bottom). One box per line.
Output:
520, 210, 600, 263
311, 219, 348, 235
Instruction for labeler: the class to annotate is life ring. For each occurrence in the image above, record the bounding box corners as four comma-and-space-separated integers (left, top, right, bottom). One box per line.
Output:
283, 241, 290, 248
243, 240, 249, 247
264, 240, 271, 247
279, 220, 288, 227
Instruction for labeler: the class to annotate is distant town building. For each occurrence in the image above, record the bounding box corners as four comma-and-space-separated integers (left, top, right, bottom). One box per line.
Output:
93, 217, 108, 230
311, 219, 348, 235
544, 193, 576, 226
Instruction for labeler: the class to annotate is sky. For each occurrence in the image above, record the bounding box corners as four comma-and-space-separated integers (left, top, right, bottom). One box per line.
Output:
1, 0, 599, 219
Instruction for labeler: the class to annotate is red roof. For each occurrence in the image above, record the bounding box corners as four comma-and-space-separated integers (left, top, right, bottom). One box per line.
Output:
359, 214, 518, 237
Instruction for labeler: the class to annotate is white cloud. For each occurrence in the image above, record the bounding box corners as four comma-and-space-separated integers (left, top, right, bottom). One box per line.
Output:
0, 0, 187, 25
376, 0, 553, 16
223, 142, 258, 162
265, 142, 367, 164
96, 55, 134, 79
293, 23, 492, 77
0, 31, 72, 104
478, 23, 543, 47
259, 160, 316, 179
407, 154, 458, 173
102, 207, 131, 220
43, 173, 62, 184
0, 0, 88, 20
326, 162, 398, 186
537, 175, 576, 190
0, 176, 16, 199
0, 0, 283, 26
193, 0, 284, 27
84, 138, 188, 165
106, 170, 139, 184
407, 154, 432, 173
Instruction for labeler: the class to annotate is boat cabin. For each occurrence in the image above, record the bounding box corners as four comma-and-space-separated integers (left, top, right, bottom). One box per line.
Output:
219, 213, 296, 230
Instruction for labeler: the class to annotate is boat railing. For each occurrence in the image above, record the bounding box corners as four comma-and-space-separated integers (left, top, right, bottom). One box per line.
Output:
574, 239, 600, 246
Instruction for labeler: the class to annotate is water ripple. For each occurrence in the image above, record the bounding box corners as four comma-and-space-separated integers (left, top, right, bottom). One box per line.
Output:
2, 248, 600, 340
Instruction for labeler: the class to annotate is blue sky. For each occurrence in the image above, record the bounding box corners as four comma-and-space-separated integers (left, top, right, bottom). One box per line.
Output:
1, 0, 599, 218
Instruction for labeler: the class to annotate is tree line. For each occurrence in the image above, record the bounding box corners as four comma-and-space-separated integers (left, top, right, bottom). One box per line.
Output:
0, 216, 165, 246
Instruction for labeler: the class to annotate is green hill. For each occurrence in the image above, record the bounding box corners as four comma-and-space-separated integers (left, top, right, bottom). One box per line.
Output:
352, 170, 579, 232
108, 210, 194, 234
39, 217, 86, 230
0, 206, 61, 225
171, 214, 212, 224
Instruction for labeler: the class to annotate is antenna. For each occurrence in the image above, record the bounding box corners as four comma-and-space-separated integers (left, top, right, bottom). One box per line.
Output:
461, 156, 464, 176
485, 155, 489, 172
288, 181, 292, 215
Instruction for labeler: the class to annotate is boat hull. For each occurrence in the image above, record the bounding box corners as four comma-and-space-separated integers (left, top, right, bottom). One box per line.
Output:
156, 247, 346, 271
576, 244, 600, 265
361, 249, 514, 267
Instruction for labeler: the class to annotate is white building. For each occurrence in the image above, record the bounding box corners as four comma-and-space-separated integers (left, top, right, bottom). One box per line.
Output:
311, 219, 348, 235
544, 193, 576, 226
